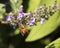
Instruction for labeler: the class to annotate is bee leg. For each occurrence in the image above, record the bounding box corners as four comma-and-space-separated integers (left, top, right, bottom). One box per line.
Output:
20, 32, 24, 36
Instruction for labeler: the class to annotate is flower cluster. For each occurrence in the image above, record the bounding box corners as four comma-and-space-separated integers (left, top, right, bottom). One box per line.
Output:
0, 0, 59, 29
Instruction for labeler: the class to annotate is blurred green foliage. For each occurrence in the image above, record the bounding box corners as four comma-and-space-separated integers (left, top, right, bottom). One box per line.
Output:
0, 4, 5, 19
45, 38, 60, 48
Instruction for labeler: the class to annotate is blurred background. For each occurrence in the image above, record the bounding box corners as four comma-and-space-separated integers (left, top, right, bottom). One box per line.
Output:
0, 0, 60, 48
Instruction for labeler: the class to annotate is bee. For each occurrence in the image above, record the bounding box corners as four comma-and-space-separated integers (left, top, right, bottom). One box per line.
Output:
19, 23, 28, 36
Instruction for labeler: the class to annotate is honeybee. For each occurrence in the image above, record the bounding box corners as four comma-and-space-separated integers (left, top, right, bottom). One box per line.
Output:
19, 23, 28, 36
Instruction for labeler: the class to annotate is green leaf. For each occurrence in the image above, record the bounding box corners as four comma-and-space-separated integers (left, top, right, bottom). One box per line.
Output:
9, 0, 17, 13
0, 4, 6, 19
13, 28, 20, 35
27, 0, 41, 12
25, 10, 60, 42
27, 0, 60, 12
40, 0, 60, 7
40, 0, 55, 6
45, 38, 60, 48
58, 0, 60, 4
0, 14, 3, 19
16, 0, 22, 8
10, 0, 16, 10
9, 0, 22, 14
0, 4, 6, 13
9, 28, 20, 36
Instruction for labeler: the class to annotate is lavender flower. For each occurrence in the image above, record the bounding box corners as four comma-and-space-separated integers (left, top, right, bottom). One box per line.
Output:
6, 15, 12, 21
29, 17, 36, 26
17, 12, 29, 21
12, 24, 17, 29
30, 22, 34, 26
17, 12, 24, 20
24, 13, 30, 17
40, 18, 45, 24
17, 5, 30, 21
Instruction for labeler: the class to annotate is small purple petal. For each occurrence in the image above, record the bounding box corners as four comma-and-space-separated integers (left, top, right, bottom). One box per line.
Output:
12, 24, 17, 29
40, 18, 45, 24
17, 12, 24, 20
29, 17, 36, 26
24, 13, 30, 16
6, 16, 12, 21
30, 22, 34, 26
